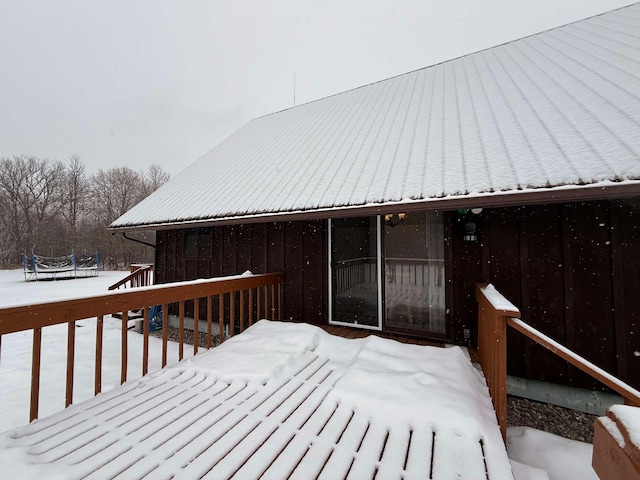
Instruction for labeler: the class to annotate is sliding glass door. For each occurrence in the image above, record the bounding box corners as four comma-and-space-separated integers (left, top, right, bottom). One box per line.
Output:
328, 217, 381, 329
328, 212, 446, 336
384, 211, 446, 335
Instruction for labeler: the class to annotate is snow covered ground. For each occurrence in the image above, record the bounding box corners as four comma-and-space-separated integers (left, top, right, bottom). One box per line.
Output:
0, 269, 600, 479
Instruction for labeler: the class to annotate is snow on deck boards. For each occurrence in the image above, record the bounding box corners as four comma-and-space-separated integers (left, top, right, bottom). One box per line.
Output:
0, 321, 513, 479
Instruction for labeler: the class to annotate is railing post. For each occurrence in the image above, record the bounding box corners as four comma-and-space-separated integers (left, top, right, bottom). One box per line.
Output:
476, 283, 520, 441
30, 327, 42, 422
66, 321, 76, 407
593, 406, 640, 480
120, 311, 128, 385
95, 315, 103, 395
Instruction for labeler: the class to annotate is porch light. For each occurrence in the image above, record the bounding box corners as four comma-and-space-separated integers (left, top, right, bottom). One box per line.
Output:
464, 221, 478, 242
385, 213, 406, 228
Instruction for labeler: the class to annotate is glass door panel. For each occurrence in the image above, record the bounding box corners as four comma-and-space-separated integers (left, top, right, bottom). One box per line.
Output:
329, 217, 381, 329
384, 212, 445, 335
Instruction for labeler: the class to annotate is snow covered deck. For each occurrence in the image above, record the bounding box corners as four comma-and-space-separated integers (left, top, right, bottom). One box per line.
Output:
0, 321, 512, 479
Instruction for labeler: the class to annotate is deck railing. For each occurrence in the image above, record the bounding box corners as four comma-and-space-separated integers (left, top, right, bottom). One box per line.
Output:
0, 272, 284, 423
108, 264, 154, 290
476, 283, 640, 441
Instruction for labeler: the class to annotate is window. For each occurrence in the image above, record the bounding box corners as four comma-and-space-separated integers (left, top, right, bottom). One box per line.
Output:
184, 228, 212, 260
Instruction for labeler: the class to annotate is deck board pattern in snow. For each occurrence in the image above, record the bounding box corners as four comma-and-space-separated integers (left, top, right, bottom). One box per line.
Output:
0, 321, 512, 479
111, 3, 640, 229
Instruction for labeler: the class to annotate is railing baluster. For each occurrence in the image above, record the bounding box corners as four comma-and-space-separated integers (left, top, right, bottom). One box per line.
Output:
30, 327, 42, 422
162, 304, 168, 368
240, 290, 245, 333
263, 285, 268, 319
95, 315, 103, 395
230, 293, 235, 337
193, 298, 199, 355
121, 311, 128, 384
179, 301, 185, 361
207, 296, 213, 349
278, 282, 282, 319
142, 306, 149, 376
249, 288, 254, 327
257, 287, 261, 320
66, 321, 76, 407
219, 293, 225, 343
270, 284, 275, 319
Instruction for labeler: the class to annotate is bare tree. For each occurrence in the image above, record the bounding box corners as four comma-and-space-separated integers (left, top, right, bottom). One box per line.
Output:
0, 157, 170, 268
88, 165, 169, 268
91, 166, 148, 224
0, 157, 26, 263
23, 156, 66, 251
143, 164, 170, 196
0, 155, 65, 260
60, 155, 88, 250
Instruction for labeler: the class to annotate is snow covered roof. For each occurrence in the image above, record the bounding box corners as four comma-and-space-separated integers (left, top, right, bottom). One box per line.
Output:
111, 3, 640, 230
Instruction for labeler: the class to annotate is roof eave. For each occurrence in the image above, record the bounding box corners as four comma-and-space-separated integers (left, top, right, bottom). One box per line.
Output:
108, 181, 640, 232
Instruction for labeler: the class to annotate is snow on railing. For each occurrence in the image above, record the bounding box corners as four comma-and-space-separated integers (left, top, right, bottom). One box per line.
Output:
0, 272, 284, 423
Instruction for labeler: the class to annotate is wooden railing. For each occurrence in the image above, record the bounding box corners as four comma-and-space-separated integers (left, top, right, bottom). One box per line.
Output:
108, 264, 154, 290
476, 283, 640, 441
475, 283, 520, 440
0, 272, 284, 423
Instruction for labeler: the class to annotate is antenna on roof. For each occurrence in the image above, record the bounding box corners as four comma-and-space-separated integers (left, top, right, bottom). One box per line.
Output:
293, 71, 296, 107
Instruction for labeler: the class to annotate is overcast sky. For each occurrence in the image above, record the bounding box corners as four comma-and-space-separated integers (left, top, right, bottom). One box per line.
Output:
0, 0, 634, 177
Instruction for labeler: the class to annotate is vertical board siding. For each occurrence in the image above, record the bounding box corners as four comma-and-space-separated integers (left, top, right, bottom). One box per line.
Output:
610, 200, 640, 389
519, 205, 568, 385
283, 221, 304, 322
484, 207, 525, 378
449, 212, 484, 347
222, 225, 238, 275
251, 223, 268, 273
156, 220, 326, 327
236, 224, 253, 272
563, 202, 616, 390
302, 221, 326, 324
468, 200, 635, 390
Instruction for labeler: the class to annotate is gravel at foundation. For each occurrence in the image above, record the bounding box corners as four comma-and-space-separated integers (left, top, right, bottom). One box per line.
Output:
149, 327, 597, 443
150, 326, 220, 349
507, 395, 596, 443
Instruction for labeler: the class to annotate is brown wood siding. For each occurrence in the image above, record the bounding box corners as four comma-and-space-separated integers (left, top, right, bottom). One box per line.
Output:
610, 200, 640, 390
156, 220, 327, 326
155, 199, 639, 390
448, 211, 483, 347
484, 208, 526, 380
466, 200, 639, 390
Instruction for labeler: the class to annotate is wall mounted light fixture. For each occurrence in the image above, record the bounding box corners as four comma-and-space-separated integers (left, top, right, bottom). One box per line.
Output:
384, 212, 406, 228
464, 221, 478, 242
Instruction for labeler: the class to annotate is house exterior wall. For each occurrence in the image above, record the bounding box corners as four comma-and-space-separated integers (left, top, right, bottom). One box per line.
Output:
464, 199, 640, 391
155, 220, 328, 325
155, 199, 640, 390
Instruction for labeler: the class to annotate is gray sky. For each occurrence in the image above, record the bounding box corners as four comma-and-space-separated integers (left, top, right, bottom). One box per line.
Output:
0, 0, 634, 177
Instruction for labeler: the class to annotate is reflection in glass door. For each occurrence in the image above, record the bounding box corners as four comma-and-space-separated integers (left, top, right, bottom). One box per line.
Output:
384, 212, 445, 335
329, 217, 381, 329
